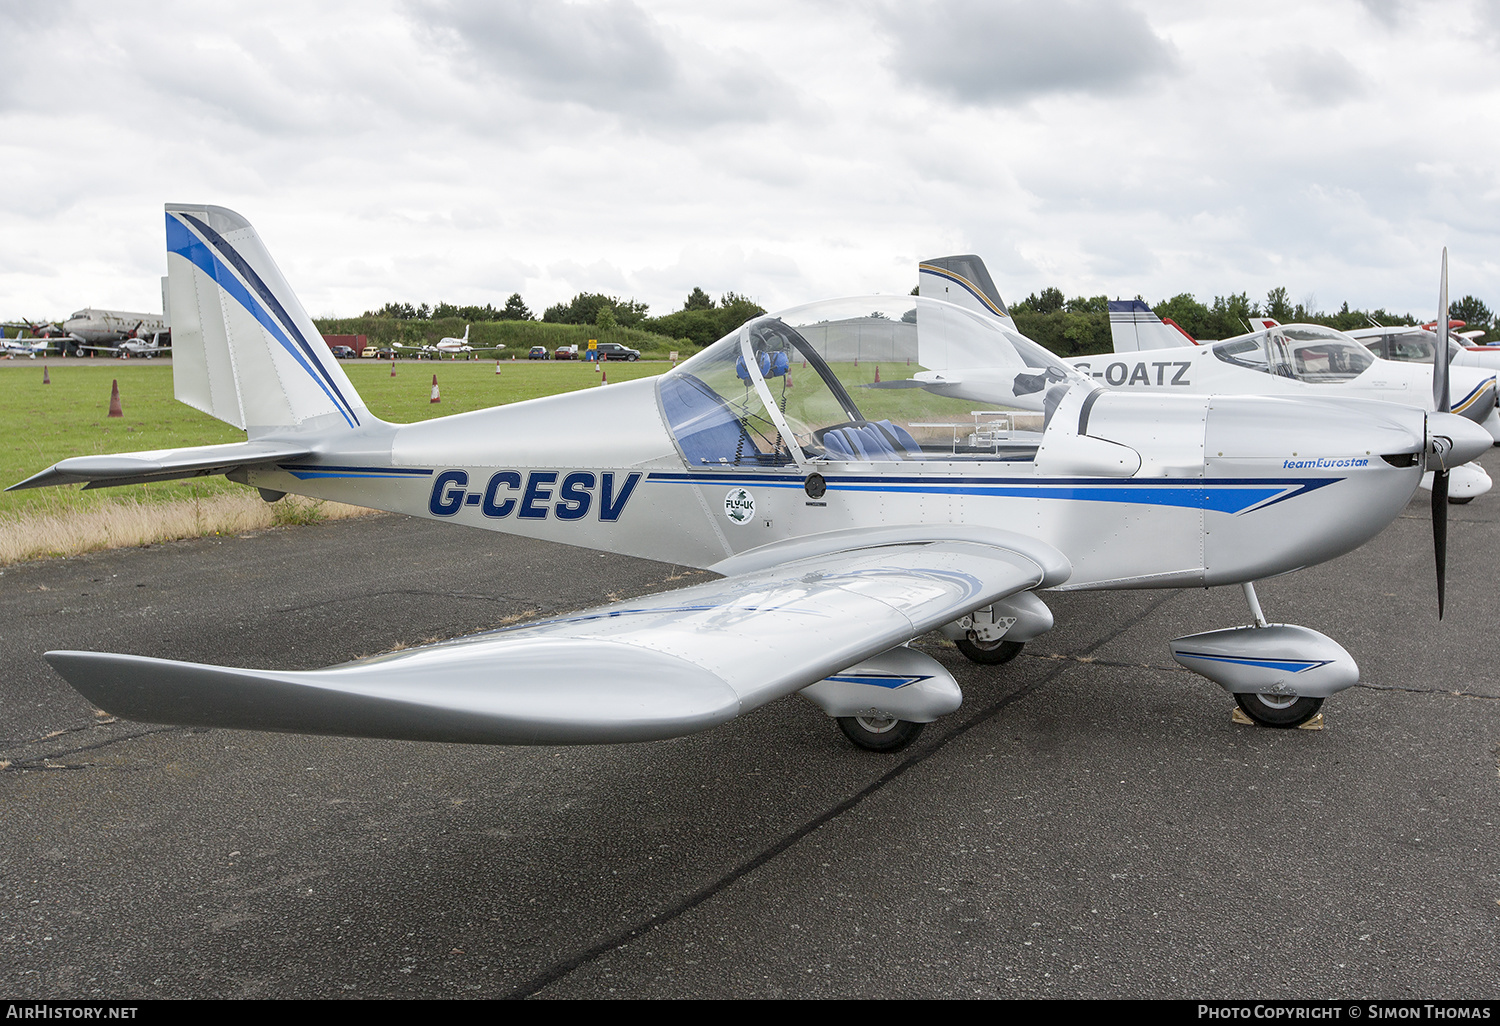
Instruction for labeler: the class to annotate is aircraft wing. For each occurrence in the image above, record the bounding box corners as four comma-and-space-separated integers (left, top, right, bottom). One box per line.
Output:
7, 439, 312, 491
45, 531, 1070, 745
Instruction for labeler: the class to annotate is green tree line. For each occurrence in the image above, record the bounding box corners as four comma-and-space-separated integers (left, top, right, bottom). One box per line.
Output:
1008, 285, 1493, 358
335, 285, 768, 354
328, 282, 1494, 361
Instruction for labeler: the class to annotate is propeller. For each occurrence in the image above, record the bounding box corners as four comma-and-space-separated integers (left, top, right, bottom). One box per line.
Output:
1432, 248, 1451, 618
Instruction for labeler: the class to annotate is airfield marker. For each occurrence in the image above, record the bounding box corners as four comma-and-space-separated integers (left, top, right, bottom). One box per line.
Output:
430, 374, 441, 403
107, 379, 123, 418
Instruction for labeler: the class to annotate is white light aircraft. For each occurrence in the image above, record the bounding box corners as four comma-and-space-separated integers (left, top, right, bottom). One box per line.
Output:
1, 333, 57, 358
1012, 282, 1500, 504
12, 206, 1491, 750
78, 335, 171, 358
395, 324, 504, 359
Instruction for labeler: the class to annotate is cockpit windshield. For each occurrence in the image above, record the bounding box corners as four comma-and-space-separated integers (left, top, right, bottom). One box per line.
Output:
1212, 324, 1373, 383
657, 295, 1079, 467
1367, 330, 1464, 365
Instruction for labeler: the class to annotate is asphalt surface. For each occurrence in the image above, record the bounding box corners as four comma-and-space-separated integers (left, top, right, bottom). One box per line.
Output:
2, 458, 1498, 1000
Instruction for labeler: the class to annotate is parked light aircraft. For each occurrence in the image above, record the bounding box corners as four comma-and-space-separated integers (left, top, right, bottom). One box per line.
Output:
994, 279, 1500, 504
78, 334, 172, 358
395, 325, 504, 359
1, 333, 57, 358
12, 207, 1491, 750
1349, 324, 1500, 372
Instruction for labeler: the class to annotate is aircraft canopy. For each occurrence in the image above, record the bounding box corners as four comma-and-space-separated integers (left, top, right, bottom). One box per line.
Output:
658, 295, 1074, 467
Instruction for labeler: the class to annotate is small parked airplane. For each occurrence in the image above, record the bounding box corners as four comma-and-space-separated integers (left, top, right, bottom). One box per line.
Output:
975, 274, 1499, 503
395, 325, 504, 359
11, 207, 1490, 751
0, 333, 57, 358
78, 334, 171, 358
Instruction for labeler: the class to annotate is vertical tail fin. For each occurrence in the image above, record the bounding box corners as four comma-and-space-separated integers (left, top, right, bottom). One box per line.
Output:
1108, 299, 1196, 352
165, 204, 371, 436
919, 255, 1012, 321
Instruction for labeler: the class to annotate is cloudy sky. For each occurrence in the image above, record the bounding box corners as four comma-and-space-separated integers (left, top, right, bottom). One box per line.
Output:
3, 0, 1498, 322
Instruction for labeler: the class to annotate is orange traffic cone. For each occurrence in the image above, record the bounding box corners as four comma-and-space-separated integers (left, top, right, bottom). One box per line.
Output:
785, 368, 793, 388
600, 368, 608, 386
42, 365, 50, 385
874, 365, 881, 383
430, 374, 441, 403
108, 379, 123, 417
495, 360, 502, 375
390, 359, 396, 377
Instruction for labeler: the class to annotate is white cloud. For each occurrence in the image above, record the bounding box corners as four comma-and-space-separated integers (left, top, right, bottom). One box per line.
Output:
879, 0, 1178, 105
1266, 45, 1366, 107
2, 0, 1500, 323
410, 0, 789, 128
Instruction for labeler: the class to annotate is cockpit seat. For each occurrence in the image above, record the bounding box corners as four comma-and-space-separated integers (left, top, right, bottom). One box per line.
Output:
660, 372, 755, 465
820, 420, 921, 461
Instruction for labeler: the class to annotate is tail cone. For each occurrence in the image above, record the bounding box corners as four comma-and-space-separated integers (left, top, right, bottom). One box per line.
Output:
430, 374, 441, 403
107, 379, 123, 418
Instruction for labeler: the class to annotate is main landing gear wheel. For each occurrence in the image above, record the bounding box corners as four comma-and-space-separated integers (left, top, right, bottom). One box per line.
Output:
1234, 692, 1324, 728
955, 638, 1024, 665
837, 715, 924, 752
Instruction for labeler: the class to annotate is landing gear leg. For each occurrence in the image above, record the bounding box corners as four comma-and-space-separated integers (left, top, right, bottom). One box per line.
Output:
1232, 582, 1322, 727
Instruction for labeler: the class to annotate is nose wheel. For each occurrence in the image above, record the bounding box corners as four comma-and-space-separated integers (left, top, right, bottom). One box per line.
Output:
1234, 692, 1324, 728
837, 715, 925, 752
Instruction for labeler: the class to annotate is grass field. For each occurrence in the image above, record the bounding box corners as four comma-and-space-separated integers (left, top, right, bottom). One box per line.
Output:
0, 357, 669, 562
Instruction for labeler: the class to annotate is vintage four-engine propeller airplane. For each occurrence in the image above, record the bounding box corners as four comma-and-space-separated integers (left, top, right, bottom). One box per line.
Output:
11, 206, 1490, 750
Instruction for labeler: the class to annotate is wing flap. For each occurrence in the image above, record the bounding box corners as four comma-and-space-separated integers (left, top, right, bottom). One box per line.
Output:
45, 537, 1059, 745
8, 440, 312, 491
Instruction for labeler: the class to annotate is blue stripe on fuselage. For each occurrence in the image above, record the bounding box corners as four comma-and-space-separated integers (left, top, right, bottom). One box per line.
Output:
644, 472, 1340, 515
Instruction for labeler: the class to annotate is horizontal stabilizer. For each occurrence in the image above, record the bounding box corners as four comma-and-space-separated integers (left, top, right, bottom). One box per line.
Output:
7, 440, 310, 491
46, 537, 1062, 745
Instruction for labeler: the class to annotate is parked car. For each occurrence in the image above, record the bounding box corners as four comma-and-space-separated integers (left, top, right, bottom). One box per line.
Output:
593, 342, 641, 362
528, 345, 550, 360
554, 344, 578, 360
330, 345, 356, 359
